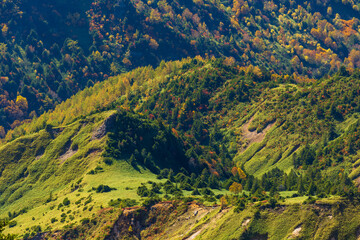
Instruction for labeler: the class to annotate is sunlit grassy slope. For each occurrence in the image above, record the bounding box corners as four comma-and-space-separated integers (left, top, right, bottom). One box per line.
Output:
1, 109, 167, 236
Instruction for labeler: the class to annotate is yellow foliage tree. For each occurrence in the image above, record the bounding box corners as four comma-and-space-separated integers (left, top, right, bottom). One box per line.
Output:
66, 39, 80, 52
232, 0, 242, 18
2, 24, 8, 37
223, 56, 236, 66
92, 51, 103, 62
229, 182, 243, 195
231, 166, 238, 176
0, 43, 7, 58
150, 9, 162, 23
16, 95, 28, 111
220, 196, 228, 210
149, 38, 159, 50
237, 168, 247, 180
0, 126, 5, 138
110, 62, 120, 75
122, 57, 132, 66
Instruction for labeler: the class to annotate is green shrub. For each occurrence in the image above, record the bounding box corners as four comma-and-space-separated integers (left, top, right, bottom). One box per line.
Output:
95, 166, 103, 171
31, 225, 42, 233
201, 188, 215, 196
8, 220, 17, 228
269, 198, 278, 208
103, 158, 113, 165
95, 184, 115, 193
316, 192, 327, 198
109, 198, 138, 208
303, 196, 316, 204
81, 218, 90, 225
191, 189, 201, 195
254, 209, 261, 219
84, 197, 92, 205
137, 185, 150, 197
63, 197, 70, 206
142, 196, 161, 208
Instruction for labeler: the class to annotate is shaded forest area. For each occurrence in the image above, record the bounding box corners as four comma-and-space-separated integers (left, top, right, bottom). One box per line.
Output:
1, 0, 360, 135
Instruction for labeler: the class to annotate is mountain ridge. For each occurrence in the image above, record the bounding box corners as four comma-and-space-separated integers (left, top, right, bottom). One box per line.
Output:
2, 58, 360, 238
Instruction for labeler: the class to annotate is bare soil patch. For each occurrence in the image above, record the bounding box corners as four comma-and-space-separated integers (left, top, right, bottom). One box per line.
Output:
240, 116, 275, 152
59, 148, 77, 164
288, 225, 302, 239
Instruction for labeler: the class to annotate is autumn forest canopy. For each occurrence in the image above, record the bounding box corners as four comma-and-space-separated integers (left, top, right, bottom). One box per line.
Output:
1, 0, 360, 133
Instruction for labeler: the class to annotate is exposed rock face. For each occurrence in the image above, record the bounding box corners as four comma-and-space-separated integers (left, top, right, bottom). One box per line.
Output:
106, 202, 218, 240
92, 113, 117, 140
288, 225, 302, 239
106, 207, 145, 240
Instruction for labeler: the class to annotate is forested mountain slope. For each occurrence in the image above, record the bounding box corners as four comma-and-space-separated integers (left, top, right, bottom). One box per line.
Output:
2, 58, 360, 238
2, 0, 360, 133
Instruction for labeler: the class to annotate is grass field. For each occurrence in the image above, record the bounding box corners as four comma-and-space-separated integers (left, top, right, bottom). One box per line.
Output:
1, 110, 164, 236
5, 160, 162, 236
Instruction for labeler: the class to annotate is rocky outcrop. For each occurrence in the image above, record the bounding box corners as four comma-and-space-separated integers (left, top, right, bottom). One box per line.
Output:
92, 113, 117, 140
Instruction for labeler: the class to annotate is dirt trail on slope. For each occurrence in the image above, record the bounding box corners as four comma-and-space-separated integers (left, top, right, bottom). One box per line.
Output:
59, 148, 77, 164
187, 230, 202, 240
